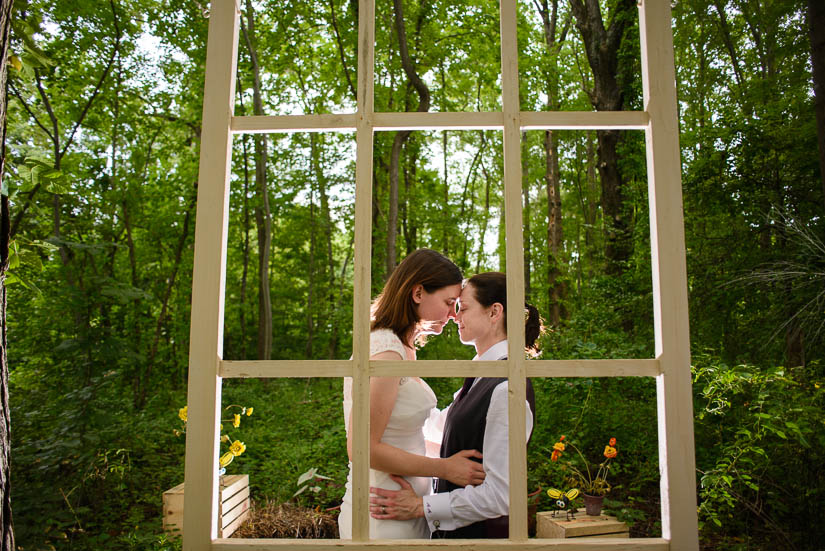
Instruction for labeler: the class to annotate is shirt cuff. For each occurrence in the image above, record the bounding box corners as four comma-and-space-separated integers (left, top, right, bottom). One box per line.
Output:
423, 491, 456, 532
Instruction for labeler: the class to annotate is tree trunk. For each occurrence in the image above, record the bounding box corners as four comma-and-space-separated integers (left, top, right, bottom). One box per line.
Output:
596, 129, 631, 273
570, 0, 635, 276
240, 128, 252, 359
311, 133, 337, 359
808, 0, 825, 212
402, 145, 418, 254
242, 1, 272, 359
387, 130, 407, 276
545, 128, 564, 324
0, 0, 16, 545
307, 184, 316, 359
139, 190, 196, 408
387, 0, 430, 278
477, 132, 492, 273
585, 130, 598, 274
537, 0, 569, 325
521, 131, 531, 298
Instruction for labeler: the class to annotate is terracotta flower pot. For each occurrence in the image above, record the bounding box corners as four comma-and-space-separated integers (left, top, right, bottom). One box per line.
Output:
582, 493, 604, 516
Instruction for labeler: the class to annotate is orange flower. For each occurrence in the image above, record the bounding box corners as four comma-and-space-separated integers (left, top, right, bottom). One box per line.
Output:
551, 449, 562, 462
609, 437, 616, 446
560, 435, 565, 441
553, 442, 565, 452
604, 445, 617, 459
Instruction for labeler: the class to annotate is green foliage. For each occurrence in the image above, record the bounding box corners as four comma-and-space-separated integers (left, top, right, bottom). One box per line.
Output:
3, 0, 822, 549
693, 354, 825, 548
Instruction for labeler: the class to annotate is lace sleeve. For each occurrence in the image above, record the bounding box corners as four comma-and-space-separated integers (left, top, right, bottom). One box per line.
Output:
343, 330, 406, 437
369, 329, 406, 359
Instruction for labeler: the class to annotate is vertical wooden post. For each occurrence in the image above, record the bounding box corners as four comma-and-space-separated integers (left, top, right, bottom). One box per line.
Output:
351, 0, 376, 541
499, 0, 528, 541
639, 1, 699, 550
183, 1, 239, 549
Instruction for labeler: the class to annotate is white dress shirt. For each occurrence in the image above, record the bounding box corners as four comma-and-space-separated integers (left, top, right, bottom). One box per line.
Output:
421, 340, 534, 532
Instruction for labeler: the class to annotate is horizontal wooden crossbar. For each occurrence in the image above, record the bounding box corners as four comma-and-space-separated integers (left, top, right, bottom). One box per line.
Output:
212, 538, 669, 550
526, 359, 660, 377
218, 359, 660, 378
229, 111, 649, 134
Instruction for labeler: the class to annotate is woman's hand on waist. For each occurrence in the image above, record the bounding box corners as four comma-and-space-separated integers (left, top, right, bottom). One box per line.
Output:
440, 449, 485, 487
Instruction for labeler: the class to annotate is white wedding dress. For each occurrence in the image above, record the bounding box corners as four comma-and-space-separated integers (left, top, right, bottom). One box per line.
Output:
338, 329, 435, 539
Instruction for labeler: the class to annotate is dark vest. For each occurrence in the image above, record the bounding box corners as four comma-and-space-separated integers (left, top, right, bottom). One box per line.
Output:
434, 375, 536, 538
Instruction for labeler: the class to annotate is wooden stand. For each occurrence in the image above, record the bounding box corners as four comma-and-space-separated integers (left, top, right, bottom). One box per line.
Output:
163, 474, 250, 538
536, 509, 629, 539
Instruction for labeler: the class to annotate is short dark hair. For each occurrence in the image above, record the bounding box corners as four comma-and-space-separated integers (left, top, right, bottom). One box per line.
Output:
465, 272, 543, 356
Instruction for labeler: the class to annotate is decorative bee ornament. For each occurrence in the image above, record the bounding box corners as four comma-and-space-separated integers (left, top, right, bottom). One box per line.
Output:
547, 488, 580, 520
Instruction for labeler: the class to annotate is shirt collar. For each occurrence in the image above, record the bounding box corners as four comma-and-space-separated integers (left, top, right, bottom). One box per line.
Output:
473, 339, 509, 361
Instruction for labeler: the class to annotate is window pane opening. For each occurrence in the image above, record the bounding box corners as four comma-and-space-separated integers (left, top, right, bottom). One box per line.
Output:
224, 132, 356, 361
516, 0, 643, 114
530, 376, 661, 538
520, 129, 653, 360
374, 0, 502, 113
233, 1, 358, 117
219, 377, 347, 539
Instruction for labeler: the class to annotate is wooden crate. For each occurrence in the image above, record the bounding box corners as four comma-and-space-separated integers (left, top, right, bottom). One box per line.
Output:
536, 509, 629, 539
163, 474, 251, 538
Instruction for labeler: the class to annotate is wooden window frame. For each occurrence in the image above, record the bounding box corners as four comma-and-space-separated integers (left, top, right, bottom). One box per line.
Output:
182, 1, 699, 550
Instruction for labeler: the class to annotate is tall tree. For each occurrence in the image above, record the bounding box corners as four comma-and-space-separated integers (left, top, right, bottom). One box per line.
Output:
386, 0, 429, 277
0, 0, 14, 546
534, 0, 570, 325
241, 0, 273, 360
569, 0, 636, 276
808, 0, 825, 212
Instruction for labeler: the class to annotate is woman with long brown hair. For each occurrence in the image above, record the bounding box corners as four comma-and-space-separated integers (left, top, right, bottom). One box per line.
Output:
338, 249, 486, 539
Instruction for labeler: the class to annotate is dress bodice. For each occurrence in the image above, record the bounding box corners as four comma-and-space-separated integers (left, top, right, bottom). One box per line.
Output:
339, 329, 435, 539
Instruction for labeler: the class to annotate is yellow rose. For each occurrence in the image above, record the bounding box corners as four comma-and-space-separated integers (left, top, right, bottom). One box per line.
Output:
553, 442, 565, 452
178, 406, 188, 422
219, 452, 234, 468
229, 440, 246, 456
246, 407, 253, 416
603, 445, 617, 459
233, 414, 241, 428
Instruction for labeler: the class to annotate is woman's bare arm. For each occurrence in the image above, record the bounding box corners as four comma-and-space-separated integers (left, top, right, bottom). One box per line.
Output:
346, 351, 485, 487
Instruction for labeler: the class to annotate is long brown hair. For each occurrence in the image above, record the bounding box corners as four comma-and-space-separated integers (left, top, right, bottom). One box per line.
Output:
371, 249, 462, 344
465, 272, 544, 356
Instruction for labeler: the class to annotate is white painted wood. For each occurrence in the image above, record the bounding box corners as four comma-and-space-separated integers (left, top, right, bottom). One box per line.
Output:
227, 111, 647, 135
373, 111, 504, 130
190, 0, 696, 548
526, 359, 660, 378
212, 538, 670, 550
231, 114, 357, 134
499, 0, 528, 541
639, 1, 699, 550
220, 360, 353, 378
350, 0, 376, 541
370, 360, 506, 377
219, 359, 660, 379
182, 0, 239, 549
519, 111, 649, 130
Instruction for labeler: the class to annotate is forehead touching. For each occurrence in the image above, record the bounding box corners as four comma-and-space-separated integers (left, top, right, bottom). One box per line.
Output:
458, 283, 478, 304
432, 283, 461, 301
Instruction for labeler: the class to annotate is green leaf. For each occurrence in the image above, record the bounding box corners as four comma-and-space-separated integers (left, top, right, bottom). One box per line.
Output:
296, 468, 317, 486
